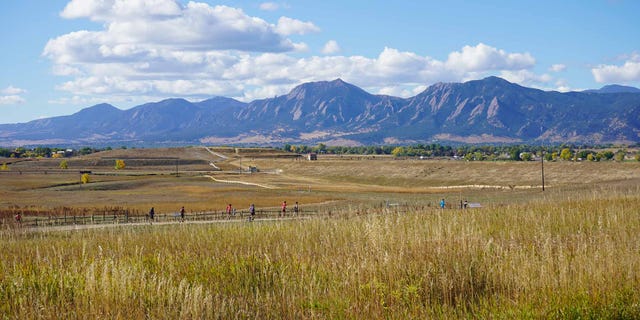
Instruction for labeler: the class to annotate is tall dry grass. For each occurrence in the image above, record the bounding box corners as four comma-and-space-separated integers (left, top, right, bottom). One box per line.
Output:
1, 186, 640, 318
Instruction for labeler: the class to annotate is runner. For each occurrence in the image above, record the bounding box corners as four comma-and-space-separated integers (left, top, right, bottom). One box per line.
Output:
281, 201, 287, 217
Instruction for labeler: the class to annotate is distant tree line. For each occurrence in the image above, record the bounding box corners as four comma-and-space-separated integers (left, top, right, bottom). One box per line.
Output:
1, 143, 639, 162
280, 143, 640, 162
0, 146, 113, 158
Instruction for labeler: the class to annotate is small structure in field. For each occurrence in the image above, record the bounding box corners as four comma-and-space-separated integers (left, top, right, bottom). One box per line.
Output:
307, 153, 317, 161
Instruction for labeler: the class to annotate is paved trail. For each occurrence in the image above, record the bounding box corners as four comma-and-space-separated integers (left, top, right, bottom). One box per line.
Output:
9, 216, 308, 234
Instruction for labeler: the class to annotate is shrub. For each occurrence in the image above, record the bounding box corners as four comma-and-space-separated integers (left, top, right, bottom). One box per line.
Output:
1, 162, 8, 170
59, 160, 68, 169
520, 152, 532, 161
560, 148, 573, 161
115, 159, 126, 170
81, 173, 90, 184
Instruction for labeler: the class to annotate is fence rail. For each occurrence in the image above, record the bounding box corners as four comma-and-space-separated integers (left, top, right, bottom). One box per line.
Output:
4, 209, 316, 229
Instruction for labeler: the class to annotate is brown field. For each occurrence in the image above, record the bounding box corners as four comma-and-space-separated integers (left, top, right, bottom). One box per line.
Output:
2, 147, 639, 216
2, 147, 640, 318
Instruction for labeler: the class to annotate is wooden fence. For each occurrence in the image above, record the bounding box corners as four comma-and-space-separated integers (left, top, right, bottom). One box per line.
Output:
3, 209, 316, 229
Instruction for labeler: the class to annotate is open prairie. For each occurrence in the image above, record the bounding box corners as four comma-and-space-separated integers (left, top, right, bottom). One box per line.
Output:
2, 146, 639, 214
1, 147, 640, 318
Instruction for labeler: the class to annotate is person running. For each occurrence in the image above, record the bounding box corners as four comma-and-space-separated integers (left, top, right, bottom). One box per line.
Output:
439, 199, 446, 209
149, 207, 155, 224
14, 212, 22, 225
293, 201, 299, 215
281, 201, 287, 217
226, 204, 233, 218
249, 204, 255, 221
180, 206, 185, 222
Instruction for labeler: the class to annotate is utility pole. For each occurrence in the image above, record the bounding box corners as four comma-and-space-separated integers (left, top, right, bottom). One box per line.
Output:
540, 126, 545, 192
541, 147, 545, 191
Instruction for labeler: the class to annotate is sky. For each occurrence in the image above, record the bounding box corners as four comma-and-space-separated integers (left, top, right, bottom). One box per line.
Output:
1, 0, 639, 124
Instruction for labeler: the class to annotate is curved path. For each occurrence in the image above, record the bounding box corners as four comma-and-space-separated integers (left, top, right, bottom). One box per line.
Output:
204, 175, 276, 189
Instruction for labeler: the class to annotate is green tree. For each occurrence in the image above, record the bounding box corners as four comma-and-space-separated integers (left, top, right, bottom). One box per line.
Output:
520, 152, 532, 161
544, 152, 553, 161
635, 153, 640, 162
509, 146, 522, 161
34, 147, 52, 157
59, 160, 68, 169
614, 150, 626, 162
601, 151, 615, 160
78, 147, 94, 155
313, 143, 327, 153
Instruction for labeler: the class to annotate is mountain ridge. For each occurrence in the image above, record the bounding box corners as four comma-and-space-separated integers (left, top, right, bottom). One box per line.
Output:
1, 77, 639, 146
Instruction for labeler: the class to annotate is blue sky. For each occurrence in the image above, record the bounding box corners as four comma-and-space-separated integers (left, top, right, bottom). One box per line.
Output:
1, 0, 639, 124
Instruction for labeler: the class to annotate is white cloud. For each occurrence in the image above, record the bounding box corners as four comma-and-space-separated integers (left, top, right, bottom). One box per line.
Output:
1, 86, 27, 95
0, 86, 27, 105
0, 95, 25, 105
549, 64, 566, 72
591, 53, 640, 83
554, 79, 571, 92
45, 3, 543, 102
259, 2, 280, 11
46, 41, 542, 101
499, 70, 552, 88
275, 16, 320, 35
376, 86, 419, 98
49, 1, 297, 57
321, 40, 341, 55
446, 43, 535, 72
61, 0, 182, 21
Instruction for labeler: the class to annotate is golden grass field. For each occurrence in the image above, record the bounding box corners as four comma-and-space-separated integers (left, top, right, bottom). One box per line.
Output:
1, 147, 640, 318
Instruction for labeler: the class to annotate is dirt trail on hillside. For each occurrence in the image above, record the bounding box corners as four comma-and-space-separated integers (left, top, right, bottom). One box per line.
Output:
204, 175, 276, 189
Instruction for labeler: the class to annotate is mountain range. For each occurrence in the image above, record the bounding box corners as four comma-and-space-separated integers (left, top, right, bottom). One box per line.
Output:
1, 77, 639, 146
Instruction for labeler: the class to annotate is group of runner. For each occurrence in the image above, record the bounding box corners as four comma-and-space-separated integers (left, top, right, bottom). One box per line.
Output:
225, 201, 300, 221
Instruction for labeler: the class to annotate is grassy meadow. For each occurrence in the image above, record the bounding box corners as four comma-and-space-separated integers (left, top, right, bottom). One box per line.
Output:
1, 147, 640, 318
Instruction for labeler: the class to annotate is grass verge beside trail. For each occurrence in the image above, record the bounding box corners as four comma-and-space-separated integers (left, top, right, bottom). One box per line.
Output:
1, 188, 640, 318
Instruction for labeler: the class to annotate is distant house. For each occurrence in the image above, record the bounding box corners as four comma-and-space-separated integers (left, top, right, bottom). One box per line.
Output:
307, 153, 317, 161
